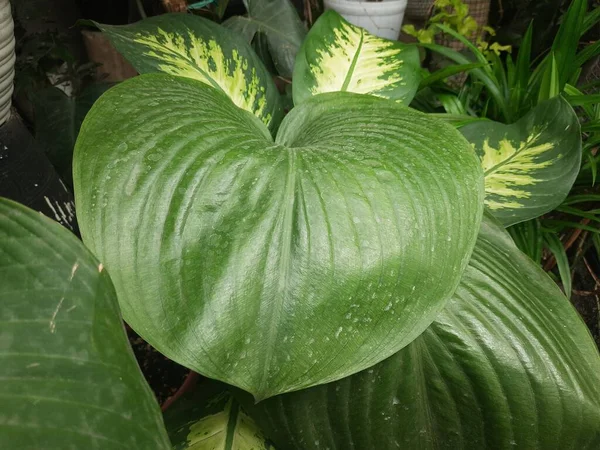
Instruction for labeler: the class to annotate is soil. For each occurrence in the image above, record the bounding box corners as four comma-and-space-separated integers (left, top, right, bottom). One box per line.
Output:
127, 327, 190, 405
570, 250, 600, 349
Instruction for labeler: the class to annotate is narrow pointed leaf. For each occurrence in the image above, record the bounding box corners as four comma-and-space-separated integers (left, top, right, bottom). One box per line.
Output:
94, 14, 282, 131
223, 0, 306, 78
244, 215, 600, 449
73, 74, 484, 399
460, 97, 581, 226
292, 11, 420, 106
0, 198, 170, 449
164, 384, 273, 449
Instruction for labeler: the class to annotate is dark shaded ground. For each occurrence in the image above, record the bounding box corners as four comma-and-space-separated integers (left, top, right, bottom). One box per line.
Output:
127, 327, 189, 405
571, 251, 600, 349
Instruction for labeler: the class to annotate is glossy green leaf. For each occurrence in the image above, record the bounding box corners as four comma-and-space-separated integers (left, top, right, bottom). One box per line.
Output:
293, 11, 420, 106
164, 383, 273, 449
223, 0, 306, 79
507, 218, 543, 264
460, 96, 581, 226
94, 14, 282, 131
244, 214, 600, 449
73, 73, 484, 400
0, 198, 170, 449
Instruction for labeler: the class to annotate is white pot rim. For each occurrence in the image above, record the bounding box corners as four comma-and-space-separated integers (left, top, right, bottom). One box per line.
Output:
324, 0, 407, 14
326, 0, 408, 5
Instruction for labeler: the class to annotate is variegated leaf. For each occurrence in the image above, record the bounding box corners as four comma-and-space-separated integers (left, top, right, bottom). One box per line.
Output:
460, 96, 581, 226
293, 11, 420, 106
164, 383, 273, 449
95, 14, 282, 131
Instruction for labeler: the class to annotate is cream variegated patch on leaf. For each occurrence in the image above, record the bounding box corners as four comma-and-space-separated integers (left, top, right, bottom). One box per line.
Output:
461, 96, 581, 226
293, 11, 420, 106
163, 384, 272, 449
94, 14, 282, 131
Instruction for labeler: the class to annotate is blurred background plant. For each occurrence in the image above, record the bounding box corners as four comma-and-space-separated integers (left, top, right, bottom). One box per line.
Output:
409, 0, 600, 345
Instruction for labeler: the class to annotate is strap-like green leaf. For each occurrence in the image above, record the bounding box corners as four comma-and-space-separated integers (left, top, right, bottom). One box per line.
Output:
460, 96, 581, 226
223, 0, 306, 79
95, 14, 282, 131
0, 198, 170, 449
164, 384, 272, 449
244, 214, 600, 449
73, 73, 483, 400
292, 11, 420, 106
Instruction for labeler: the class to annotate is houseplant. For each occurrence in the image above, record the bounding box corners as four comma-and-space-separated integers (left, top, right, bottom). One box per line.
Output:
2, 8, 600, 449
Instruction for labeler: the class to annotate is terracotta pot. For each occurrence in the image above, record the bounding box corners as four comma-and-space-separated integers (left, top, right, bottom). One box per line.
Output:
81, 30, 137, 82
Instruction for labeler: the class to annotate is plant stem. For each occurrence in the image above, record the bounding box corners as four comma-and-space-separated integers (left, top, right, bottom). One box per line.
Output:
136, 0, 147, 18
161, 370, 200, 412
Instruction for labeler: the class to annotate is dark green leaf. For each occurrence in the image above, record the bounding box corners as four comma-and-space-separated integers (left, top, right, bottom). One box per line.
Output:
244, 215, 600, 449
507, 218, 543, 264
420, 63, 487, 89
538, 53, 560, 104
544, 231, 572, 298
223, 0, 306, 78
0, 198, 170, 449
550, 0, 587, 88
73, 74, 484, 400
34, 84, 109, 186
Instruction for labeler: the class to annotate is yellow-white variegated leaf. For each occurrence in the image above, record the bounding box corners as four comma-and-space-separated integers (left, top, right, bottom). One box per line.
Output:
95, 14, 282, 132
163, 384, 273, 449
460, 96, 581, 226
292, 11, 420, 106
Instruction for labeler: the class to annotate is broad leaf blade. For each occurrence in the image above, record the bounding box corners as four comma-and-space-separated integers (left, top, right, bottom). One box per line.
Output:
164, 384, 272, 449
73, 74, 484, 400
461, 96, 581, 226
0, 198, 170, 449
95, 14, 282, 131
223, 0, 306, 79
245, 215, 600, 449
293, 11, 420, 106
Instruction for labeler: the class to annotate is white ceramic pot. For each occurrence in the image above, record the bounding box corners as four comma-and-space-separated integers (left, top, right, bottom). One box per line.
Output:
323, 0, 408, 40
0, 0, 15, 126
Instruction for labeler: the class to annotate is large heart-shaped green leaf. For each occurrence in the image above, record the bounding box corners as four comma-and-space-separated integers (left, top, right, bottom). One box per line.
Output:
243, 214, 600, 449
460, 97, 581, 226
223, 0, 306, 79
94, 14, 282, 131
292, 11, 421, 106
0, 198, 170, 449
164, 383, 273, 449
73, 73, 484, 400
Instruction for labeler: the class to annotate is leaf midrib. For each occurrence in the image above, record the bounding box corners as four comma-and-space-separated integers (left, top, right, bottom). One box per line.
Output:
483, 134, 545, 177
257, 148, 297, 398
341, 30, 365, 92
